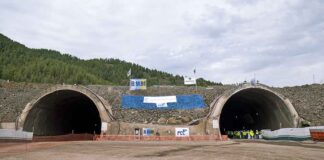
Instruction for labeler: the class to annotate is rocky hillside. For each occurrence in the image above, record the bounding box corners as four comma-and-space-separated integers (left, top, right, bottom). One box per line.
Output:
0, 81, 52, 122
86, 85, 233, 125
274, 84, 324, 126
0, 81, 323, 126
0, 81, 232, 124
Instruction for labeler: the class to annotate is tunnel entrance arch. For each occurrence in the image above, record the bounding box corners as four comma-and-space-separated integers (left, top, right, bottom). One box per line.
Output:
209, 84, 300, 135
18, 85, 114, 136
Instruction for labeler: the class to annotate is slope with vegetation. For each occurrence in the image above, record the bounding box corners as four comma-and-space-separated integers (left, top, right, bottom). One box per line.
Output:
0, 33, 220, 86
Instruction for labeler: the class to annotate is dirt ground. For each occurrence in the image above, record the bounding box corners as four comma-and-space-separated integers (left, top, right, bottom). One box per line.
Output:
0, 140, 323, 160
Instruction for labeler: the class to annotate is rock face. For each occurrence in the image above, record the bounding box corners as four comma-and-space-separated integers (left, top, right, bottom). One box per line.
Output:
0, 81, 323, 126
157, 117, 167, 124
274, 84, 324, 126
85, 85, 230, 125
0, 82, 52, 123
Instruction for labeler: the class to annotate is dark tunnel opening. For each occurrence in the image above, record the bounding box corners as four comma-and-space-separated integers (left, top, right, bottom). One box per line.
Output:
219, 88, 294, 135
23, 90, 101, 136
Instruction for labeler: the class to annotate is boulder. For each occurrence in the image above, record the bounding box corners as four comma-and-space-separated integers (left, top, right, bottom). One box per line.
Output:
167, 117, 177, 125
158, 117, 167, 124
181, 117, 192, 123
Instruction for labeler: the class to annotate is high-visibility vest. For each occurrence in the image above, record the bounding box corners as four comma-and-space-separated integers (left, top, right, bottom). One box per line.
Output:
250, 130, 254, 137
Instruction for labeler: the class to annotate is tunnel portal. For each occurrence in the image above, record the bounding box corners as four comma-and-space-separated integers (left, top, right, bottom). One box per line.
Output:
23, 90, 102, 136
219, 88, 297, 134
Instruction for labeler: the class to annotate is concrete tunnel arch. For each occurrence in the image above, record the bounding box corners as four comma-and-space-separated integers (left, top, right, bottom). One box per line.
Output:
208, 84, 300, 134
18, 85, 114, 136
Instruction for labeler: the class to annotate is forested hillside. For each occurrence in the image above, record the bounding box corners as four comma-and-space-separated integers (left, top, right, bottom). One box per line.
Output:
0, 33, 220, 86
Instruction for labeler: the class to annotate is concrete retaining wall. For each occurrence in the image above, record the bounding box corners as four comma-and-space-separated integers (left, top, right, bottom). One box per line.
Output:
0, 122, 15, 129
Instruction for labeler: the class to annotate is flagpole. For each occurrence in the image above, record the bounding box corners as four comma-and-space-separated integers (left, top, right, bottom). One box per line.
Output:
128, 68, 132, 89
194, 68, 197, 93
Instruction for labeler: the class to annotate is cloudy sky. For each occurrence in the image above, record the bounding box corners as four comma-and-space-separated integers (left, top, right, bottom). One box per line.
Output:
1, 0, 323, 87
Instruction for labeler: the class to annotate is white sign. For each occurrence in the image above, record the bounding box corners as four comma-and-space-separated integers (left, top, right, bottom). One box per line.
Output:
156, 103, 168, 108
143, 128, 154, 136
130, 79, 147, 90
212, 120, 219, 128
175, 128, 190, 137
101, 122, 108, 131
184, 77, 196, 85
144, 96, 177, 107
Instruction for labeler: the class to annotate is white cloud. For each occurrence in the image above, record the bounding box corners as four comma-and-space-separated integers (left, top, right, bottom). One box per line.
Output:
0, 0, 323, 87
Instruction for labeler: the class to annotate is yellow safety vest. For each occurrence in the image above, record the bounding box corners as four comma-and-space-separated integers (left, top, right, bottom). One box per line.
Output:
250, 130, 254, 137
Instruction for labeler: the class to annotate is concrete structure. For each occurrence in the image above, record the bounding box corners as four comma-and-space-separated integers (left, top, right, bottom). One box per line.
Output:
18, 85, 114, 136
15, 83, 301, 137
0, 122, 16, 129
207, 84, 301, 135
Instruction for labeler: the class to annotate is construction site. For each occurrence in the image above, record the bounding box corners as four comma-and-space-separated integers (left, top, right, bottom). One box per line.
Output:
0, 81, 324, 159
1, 0, 324, 159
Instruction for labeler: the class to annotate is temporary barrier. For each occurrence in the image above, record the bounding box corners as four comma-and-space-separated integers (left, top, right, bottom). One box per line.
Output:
0, 129, 33, 141
1, 132, 225, 142
261, 128, 311, 141
262, 126, 324, 141
94, 135, 224, 141
121, 94, 205, 109
32, 134, 95, 142
309, 126, 324, 142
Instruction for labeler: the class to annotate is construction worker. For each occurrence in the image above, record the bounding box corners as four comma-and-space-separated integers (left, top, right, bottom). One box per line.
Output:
255, 130, 259, 139
227, 131, 232, 138
233, 131, 237, 139
236, 131, 241, 139
242, 130, 247, 139
249, 130, 254, 139
233, 131, 237, 138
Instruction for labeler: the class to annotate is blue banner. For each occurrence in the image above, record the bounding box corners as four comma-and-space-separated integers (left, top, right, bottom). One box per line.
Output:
121, 94, 205, 109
